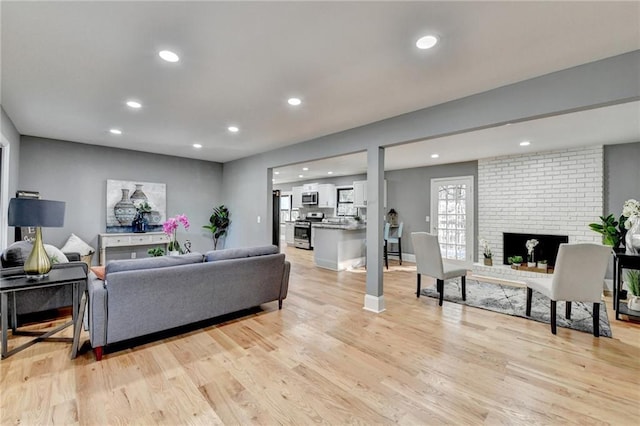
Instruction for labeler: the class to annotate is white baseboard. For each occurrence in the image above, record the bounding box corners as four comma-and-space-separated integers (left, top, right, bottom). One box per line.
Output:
363, 294, 386, 313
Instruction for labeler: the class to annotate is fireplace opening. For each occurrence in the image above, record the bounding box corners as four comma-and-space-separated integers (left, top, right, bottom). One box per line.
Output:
503, 233, 568, 267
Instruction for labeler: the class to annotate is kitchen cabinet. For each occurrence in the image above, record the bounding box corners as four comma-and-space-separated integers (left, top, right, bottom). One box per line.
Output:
353, 180, 367, 207
285, 222, 295, 245
292, 186, 303, 209
353, 180, 387, 208
302, 183, 318, 192
317, 184, 336, 208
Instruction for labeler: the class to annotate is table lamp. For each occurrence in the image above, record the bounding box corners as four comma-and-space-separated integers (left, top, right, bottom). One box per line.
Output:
8, 198, 65, 279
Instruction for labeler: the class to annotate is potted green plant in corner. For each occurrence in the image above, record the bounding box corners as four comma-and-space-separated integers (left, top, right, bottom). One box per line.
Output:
203, 205, 230, 250
625, 270, 640, 311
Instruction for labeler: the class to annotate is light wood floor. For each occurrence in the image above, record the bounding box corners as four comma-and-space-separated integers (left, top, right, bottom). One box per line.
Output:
1, 246, 639, 425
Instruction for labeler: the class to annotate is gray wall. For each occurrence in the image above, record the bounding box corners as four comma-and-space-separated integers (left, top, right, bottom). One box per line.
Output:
1, 107, 21, 245
17, 136, 223, 262
385, 161, 478, 256
604, 141, 640, 216
276, 161, 478, 257
223, 52, 640, 249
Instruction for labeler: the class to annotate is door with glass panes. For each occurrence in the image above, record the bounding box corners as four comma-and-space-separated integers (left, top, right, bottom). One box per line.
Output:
430, 176, 474, 265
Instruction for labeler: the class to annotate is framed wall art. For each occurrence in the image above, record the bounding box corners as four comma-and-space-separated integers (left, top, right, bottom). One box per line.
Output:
106, 179, 166, 233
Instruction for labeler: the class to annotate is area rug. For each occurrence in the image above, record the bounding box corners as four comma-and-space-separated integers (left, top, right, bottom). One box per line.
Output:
421, 279, 612, 337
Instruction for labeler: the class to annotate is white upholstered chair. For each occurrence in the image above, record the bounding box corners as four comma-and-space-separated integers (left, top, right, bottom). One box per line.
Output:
524, 243, 611, 337
411, 232, 467, 306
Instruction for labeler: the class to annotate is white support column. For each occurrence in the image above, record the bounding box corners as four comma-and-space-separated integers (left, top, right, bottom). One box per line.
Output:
364, 146, 385, 313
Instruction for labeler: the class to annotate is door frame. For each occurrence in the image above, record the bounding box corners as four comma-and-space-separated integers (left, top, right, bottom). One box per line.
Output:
0, 135, 10, 250
430, 176, 475, 266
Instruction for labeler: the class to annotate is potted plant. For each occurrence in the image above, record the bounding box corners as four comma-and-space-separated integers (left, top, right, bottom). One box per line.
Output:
588, 214, 623, 248
479, 238, 492, 266
203, 205, 231, 250
625, 270, 640, 311
147, 247, 165, 257
163, 214, 190, 255
537, 259, 548, 270
508, 256, 523, 267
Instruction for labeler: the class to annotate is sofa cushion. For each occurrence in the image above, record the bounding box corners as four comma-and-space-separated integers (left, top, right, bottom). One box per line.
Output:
1, 241, 69, 267
106, 252, 204, 275
205, 245, 279, 262
91, 266, 106, 280
60, 233, 95, 256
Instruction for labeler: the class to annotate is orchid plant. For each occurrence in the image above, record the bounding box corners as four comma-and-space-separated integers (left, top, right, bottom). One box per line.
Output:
525, 239, 539, 264
479, 238, 492, 259
622, 199, 640, 229
163, 214, 190, 253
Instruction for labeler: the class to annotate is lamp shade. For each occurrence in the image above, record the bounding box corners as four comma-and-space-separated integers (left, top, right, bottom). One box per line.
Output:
8, 198, 66, 227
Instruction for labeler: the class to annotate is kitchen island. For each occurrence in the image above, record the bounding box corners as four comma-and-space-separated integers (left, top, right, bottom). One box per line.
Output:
312, 223, 366, 271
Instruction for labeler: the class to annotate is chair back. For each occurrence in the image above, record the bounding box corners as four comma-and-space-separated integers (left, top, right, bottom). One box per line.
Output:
551, 243, 612, 302
387, 222, 403, 243
411, 232, 444, 278
384, 222, 390, 241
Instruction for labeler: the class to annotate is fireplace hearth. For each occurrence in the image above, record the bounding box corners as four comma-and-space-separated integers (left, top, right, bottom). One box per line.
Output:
503, 233, 568, 267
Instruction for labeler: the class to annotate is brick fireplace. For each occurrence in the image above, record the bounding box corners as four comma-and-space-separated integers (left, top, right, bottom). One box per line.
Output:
474, 145, 603, 280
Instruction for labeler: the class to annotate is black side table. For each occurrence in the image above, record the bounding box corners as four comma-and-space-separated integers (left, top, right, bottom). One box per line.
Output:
0, 263, 87, 359
612, 250, 640, 321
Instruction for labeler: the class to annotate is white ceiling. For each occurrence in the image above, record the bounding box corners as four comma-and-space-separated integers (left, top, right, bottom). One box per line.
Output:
272, 101, 640, 184
2, 1, 639, 168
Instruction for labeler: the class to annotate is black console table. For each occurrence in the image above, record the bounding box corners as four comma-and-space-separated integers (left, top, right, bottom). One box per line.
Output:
0, 263, 87, 359
613, 251, 640, 321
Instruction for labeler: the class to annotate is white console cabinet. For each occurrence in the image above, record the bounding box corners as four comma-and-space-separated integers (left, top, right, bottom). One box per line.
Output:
99, 232, 170, 265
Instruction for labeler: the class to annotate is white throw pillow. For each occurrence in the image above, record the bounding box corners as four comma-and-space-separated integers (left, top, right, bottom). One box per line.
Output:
60, 233, 95, 256
44, 244, 69, 264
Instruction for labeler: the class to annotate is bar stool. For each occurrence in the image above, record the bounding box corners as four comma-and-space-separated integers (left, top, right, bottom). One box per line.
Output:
384, 222, 403, 269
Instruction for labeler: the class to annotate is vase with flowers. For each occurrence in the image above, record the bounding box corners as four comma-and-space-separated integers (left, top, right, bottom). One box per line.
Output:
163, 214, 190, 255
526, 239, 538, 267
622, 199, 640, 255
479, 238, 492, 266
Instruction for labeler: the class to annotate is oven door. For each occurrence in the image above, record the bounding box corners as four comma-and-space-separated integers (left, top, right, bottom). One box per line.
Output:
294, 224, 311, 249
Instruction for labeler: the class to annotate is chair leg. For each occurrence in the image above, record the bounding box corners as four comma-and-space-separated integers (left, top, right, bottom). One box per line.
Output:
526, 287, 532, 316
565, 301, 572, 319
461, 275, 466, 301
437, 279, 444, 306
398, 238, 402, 265
384, 241, 388, 270
416, 274, 421, 298
550, 300, 557, 335
593, 302, 600, 337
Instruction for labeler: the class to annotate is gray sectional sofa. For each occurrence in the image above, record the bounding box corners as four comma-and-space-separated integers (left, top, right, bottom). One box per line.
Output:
88, 245, 290, 360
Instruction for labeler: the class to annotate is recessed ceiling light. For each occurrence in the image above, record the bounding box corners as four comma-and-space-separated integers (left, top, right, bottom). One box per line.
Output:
302, 167, 309, 171
416, 35, 438, 50
520, 141, 531, 146
126, 100, 142, 109
288, 97, 302, 106
228, 126, 239, 133
298, 174, 304, 178
328, 171, 333, 175
159, 50, 180, 62
193, 143, 202, 149
431, 154, 439, 158
274, 171, 280, 175
109, 129, 122, 135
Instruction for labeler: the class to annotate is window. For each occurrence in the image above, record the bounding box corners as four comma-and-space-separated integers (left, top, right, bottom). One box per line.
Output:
337, 188, 357, 216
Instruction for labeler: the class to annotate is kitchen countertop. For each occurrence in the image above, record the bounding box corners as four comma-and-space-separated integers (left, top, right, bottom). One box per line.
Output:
312, 223, 366, 230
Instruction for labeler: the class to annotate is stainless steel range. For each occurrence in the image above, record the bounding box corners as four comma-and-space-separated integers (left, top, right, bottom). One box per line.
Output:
294, 212, 324, 250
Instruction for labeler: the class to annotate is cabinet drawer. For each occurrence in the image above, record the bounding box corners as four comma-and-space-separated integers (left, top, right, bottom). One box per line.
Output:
152, 234, 170, 243
130, 235, 153, 245
104, 236, 131, 247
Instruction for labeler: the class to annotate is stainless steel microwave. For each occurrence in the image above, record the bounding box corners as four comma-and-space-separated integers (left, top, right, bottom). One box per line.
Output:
301, 192, 318, 205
